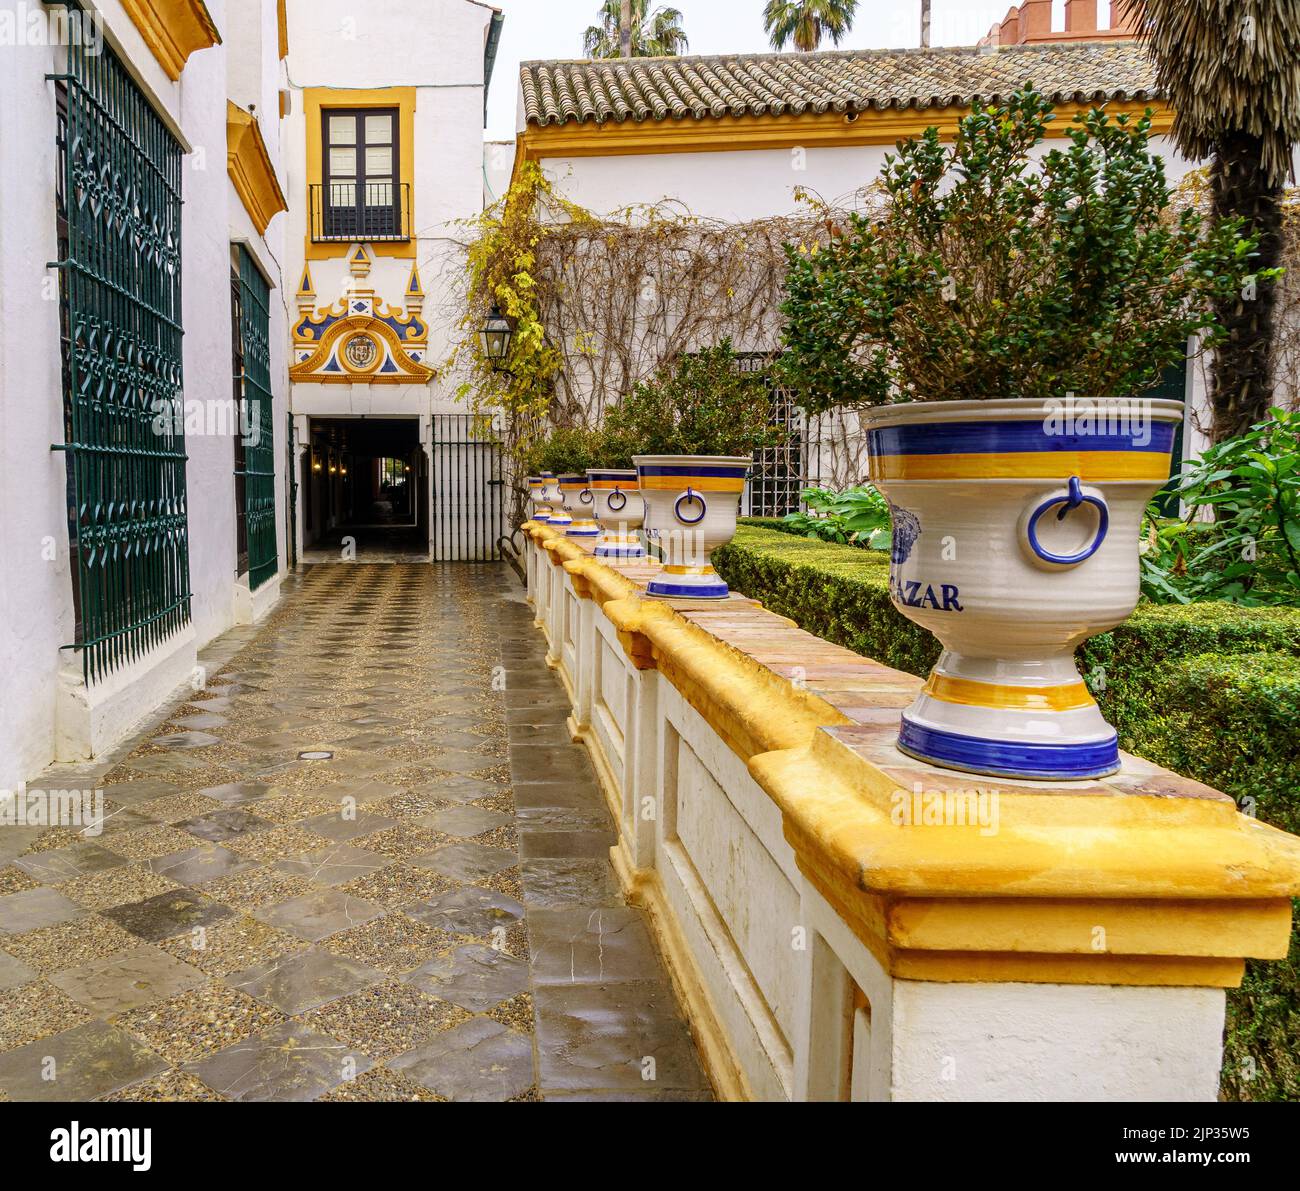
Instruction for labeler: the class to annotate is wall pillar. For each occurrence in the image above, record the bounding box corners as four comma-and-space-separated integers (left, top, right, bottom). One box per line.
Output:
563, 562, 597, 737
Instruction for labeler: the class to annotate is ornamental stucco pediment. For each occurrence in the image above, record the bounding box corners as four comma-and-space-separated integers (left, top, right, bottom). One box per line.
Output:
290, 260, 433, 386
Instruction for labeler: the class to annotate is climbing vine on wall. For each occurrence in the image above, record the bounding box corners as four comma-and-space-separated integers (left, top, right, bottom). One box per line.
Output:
445, 166, 856, 520
1168, 169, 1300, 431
1270, 190, 1300, 413
445, 161, 587, 498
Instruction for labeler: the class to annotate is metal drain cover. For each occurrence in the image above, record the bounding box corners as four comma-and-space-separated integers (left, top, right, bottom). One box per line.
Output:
298, 750, 334, 761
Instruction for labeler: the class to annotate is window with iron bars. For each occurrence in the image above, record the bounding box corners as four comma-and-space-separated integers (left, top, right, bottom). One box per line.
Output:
232, 246, 278, 590
736, 352, 817, 518
52, 11, 191, 684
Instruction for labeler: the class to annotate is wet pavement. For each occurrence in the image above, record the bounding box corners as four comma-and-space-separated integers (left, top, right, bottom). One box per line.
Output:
0, 564, 709, 1102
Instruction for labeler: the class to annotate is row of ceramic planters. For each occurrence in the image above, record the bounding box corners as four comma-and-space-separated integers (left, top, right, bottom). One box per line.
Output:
526, 398, 1186, 788
527, 455, 749, 601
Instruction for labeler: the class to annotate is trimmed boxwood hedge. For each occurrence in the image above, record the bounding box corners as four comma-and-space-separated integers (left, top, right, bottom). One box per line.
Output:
714, 526, 1300, 1102
1133, 652, 1300, 1103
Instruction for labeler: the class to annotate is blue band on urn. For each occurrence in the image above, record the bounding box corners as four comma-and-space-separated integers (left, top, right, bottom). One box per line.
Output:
646, 577, 730, 599
898, 717, 1120, 780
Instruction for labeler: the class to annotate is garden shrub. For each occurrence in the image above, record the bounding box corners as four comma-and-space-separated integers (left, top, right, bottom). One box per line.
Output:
1136, 652, 1300, 1104
1141, 409, 1300, 607
713, 525, 1300, 1100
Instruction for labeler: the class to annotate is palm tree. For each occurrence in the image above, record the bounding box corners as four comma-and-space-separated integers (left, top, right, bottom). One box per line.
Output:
1130, 0, 1300, 442
920, 0, 931, 47
763, 0, 859, 53
583, 1, 689, 58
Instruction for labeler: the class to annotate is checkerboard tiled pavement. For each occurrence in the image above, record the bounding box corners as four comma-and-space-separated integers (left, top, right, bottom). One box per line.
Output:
0, 564, 709, 1102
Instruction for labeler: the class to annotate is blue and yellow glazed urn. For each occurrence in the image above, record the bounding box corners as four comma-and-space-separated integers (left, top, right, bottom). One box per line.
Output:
634, 455, 750, 599
864, 397, 1185, 781
587, 469, 646, 559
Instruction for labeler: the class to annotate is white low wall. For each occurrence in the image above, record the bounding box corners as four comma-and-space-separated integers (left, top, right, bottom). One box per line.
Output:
55, 626, 199, 765
521, 526, 1299, 1103
233, 572, 284, 626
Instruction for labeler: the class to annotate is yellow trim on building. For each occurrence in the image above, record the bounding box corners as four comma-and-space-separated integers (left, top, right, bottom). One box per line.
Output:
512, 99, 1175, 186
277, 0, 289, 59
120, 0, 221, 82
303, 86, 417, 261
227, 102, 288, 236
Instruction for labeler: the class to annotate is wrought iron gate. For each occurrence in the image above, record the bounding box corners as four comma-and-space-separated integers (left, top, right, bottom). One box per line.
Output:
286, 414, 298, 569
736, 353, 817, 518
431, 414, 505, 561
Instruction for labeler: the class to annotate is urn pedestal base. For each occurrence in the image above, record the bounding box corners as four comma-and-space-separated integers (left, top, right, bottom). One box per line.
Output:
595, 532, 645, 560
898, 650, 1119, 781
646, 563, 729, 600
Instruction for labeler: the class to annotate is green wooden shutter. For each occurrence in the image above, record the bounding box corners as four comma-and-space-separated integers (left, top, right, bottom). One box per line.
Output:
233, 246, 278, 590
1147, 360, 1189, 518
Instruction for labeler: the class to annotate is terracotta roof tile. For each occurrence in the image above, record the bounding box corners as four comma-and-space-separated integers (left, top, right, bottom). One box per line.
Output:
520, 41, 1161, 127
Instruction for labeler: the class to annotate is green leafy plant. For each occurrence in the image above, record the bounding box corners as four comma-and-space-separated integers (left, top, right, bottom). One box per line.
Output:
778, 88, 1272, 412
524, 425, 603, 477
603, 339, 787, 457
781, 485, 891, 549
1141, 408, 1300, 607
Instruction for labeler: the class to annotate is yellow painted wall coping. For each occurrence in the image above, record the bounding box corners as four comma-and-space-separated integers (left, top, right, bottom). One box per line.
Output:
227, 102, 288, 235
121, 0, 221, 82
528, 523, 1300, 986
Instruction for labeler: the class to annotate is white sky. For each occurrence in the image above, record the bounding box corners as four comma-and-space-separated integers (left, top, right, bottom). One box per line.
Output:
485, 0, 1058, 140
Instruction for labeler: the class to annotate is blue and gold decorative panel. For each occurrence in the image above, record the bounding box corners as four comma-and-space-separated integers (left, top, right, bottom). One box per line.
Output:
290, 260, 433, 386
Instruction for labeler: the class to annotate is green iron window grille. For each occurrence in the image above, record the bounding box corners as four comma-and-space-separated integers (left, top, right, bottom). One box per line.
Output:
1148, 359, 1190, 518
233, 245, 278, 590
51, 13, 191, 685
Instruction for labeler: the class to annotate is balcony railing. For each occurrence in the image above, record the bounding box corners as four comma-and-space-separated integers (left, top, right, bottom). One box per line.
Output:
310, 182, 411, 243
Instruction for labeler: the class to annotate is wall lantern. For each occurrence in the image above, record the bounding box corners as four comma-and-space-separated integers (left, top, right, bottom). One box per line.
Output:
479, 304, 516, 371
312, 459, 322, 473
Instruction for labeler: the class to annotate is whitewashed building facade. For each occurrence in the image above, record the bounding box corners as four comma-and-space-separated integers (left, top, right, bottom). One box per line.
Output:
281, 0, 506, 564
0, 0, 506, 797
0, 0, 292, 793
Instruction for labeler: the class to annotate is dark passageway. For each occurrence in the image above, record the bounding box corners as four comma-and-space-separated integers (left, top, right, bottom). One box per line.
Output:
302, 417, 429, 561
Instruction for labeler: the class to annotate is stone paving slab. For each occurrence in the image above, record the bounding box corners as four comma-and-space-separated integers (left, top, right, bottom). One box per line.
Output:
0, 564, 709, 1101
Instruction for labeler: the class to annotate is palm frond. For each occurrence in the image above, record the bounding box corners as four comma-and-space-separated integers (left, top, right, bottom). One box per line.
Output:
1128, 0, 1300, 185
762, 0, 858, 53
582, 0, 689, 59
